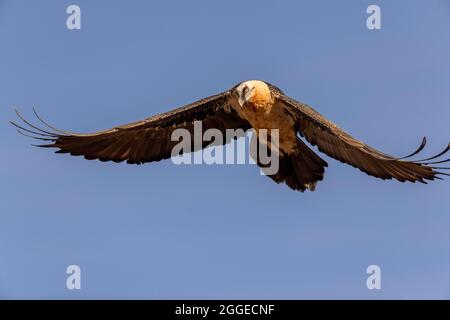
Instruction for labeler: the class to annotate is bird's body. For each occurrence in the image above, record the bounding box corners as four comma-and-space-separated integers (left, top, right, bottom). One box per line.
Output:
11, 79, 449, 192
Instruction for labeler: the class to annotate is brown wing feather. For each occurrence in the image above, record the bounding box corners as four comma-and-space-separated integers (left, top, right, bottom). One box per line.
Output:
279, 95, 450, 183
12, 91, 251, 164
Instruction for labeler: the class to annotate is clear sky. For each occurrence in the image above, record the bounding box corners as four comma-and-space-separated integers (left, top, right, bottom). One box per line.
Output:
1, 0, 450, 299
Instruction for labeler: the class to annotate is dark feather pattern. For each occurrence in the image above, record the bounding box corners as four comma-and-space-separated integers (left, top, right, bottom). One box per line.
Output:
278, 94, 449, 183
11, 91, 251, 165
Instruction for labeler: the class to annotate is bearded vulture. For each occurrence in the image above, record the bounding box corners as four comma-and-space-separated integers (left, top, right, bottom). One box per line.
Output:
11, 80, 449, 192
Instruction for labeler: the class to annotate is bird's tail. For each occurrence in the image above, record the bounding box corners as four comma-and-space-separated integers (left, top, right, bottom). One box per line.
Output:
264, 138, 328, 192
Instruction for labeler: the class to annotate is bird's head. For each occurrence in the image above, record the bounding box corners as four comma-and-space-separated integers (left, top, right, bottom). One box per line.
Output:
235, 80, 272, 108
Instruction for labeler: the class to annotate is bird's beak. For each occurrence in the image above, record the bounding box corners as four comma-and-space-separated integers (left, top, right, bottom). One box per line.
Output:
238, 95, 246, 107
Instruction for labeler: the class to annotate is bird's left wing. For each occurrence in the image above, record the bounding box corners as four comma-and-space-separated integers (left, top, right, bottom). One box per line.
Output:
278, 94, 449, 183
11, 90, 251, 164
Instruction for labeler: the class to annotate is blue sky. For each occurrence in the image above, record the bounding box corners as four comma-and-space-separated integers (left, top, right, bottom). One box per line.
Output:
1, 0, 450, 299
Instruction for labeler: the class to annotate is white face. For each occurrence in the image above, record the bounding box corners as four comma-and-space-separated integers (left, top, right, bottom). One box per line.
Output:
236, 81, 256, 107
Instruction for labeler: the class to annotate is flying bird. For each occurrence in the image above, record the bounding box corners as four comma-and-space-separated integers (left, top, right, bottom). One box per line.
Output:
11, 80, 450, 192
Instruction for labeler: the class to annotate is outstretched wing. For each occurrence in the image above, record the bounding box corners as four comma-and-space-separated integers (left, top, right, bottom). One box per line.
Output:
279, 95, 449, 183
11, 91, 251, 164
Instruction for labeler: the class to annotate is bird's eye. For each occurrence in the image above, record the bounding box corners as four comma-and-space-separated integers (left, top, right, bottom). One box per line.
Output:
242, 86, 248, 94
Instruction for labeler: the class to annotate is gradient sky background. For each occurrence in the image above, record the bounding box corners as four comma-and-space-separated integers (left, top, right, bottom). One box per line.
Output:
1, 0, 450, 299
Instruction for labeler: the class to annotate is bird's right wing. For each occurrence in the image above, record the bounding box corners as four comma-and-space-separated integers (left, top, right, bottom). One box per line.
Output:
11, 91, 251, 164
279, 94, 449, 183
